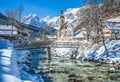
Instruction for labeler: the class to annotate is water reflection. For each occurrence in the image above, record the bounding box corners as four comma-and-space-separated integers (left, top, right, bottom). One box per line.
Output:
46, 60, 51, 66
31, 51, 46, 67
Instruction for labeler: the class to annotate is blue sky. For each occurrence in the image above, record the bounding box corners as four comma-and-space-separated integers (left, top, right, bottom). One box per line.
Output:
0, 0, 104, 18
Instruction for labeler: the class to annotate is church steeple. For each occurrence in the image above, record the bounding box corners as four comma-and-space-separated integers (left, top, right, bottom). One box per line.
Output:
57, 9, 73, 41
61, 9, 64, 15
60, 9, 65, 29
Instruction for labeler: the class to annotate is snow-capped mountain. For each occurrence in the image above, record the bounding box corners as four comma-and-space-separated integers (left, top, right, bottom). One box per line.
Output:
23, 7, 81, 31
46, 8, 80, 30
45, 16, 60, 30
23, 14, 47, 28
64, 8, 80, 30
23, 14, 57, 34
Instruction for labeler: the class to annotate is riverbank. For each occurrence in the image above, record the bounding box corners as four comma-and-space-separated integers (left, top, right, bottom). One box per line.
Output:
51, 40, 120, 64
0, 38, 44, 82
0, 38, 21, 82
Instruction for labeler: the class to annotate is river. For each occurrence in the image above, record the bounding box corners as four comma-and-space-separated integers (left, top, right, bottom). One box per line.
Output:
30, 50, 120, 82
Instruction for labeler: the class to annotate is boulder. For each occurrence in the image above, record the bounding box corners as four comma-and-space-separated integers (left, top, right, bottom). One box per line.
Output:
108, 68, 116, 73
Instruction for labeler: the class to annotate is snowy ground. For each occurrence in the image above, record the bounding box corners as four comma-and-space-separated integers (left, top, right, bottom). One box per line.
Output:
16, 50, 44, 82
77, 40, 120, 64
51, 48, 78, 59
0, 38, 44, 82
0, 39, 21, 82
51, 39, 120, 64
1, 37, 120, 82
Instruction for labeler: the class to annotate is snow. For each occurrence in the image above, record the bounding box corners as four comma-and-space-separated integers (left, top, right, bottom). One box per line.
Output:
107, 16, 120, 23
74, 30, 86, 38
23, 14, 46, 28
74, 15, 120, 62
85, 40, 120, 63
46, 16, 60, 30
15, 50, 44, 82
44, 15, 51, 21
23, 7, 81, 30
106, 22, 120, 30
106, 16, 120, 30
0, 25, 18, 35
51, 48, 76, 58
0, 38, 44, 82
0, 39, 21, 82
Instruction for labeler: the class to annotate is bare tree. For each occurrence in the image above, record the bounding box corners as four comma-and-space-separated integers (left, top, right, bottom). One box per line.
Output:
6, 9, 15, 39
81, 0, 109, 57
6, 5, 24, 22
82, 0, 100, 43
5, 6, 24, 40
78, 6, 91, 41
103, 0, 120, 18
15, 5, 24, 22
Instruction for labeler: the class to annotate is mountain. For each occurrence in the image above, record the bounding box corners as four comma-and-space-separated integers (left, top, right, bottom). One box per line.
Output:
23, 7, 92, 38
46, 8, 81, 30
23, 7, 81, 31
0, 13, 52, 40
44, 8, 81, 30
23, 14, 57, 34
23, 14, 47, 28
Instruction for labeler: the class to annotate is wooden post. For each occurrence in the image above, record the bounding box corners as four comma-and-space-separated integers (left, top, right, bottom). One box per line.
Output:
46, 47, 51, 60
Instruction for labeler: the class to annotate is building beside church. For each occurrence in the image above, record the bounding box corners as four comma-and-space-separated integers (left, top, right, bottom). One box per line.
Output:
104, 19, 120, 40
57, 10, 73, 41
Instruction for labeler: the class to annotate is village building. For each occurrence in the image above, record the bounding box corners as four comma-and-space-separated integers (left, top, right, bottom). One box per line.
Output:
103, 17, 120, 40
57, 10, 73, 41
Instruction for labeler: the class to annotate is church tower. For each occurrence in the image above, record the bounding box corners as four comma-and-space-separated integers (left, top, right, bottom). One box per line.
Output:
57, 9, 73, 41
60, 9, 65, 29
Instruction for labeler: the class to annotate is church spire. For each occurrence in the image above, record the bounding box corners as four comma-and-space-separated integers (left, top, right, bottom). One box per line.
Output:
60, 9, 65, 29
61, 9, 64, 15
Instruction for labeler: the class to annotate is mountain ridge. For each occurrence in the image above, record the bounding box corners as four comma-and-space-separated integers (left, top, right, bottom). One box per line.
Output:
23, 7, 82, 31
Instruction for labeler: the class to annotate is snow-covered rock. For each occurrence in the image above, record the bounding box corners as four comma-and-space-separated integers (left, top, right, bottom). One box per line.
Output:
108, 68, 116, 73
86, 40, 120, 63
51, 48, 75, 58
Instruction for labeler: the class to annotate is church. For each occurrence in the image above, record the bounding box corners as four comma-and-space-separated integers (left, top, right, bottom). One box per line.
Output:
57, 10, 73, 41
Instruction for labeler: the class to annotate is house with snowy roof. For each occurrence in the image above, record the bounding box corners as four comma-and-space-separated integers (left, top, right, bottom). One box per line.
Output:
104, 16, 120, 40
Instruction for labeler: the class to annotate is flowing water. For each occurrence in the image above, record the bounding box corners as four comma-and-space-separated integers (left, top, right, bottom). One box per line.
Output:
30, 50, 120, 82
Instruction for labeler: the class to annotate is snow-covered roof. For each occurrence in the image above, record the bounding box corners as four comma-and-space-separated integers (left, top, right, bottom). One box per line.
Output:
0, 25, 18, 35
106, 22, 120, 31
107, 16, 120, 23
106, 16, 120, 31
74, 30, 86, 38
0, 25, 17, 30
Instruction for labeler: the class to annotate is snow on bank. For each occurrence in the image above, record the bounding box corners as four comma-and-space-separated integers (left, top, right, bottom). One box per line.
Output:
0, 38, 44, 82
51, 48, 76, 58
86, 40, 120, 63
15, 50, 44, 82
16, 50, 36, 81
0, 38, 21, 82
